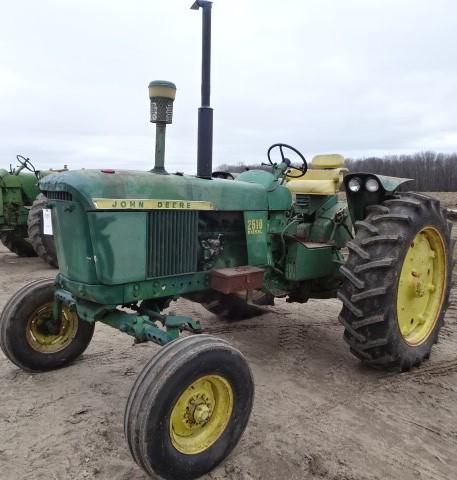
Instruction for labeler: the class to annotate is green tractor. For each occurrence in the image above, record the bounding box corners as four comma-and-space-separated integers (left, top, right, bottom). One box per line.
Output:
0, 155, 59, 267
0, 2, 453, 479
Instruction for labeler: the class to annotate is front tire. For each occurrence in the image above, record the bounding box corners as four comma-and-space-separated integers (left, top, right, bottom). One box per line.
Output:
0, 278, 95, 372
125, 335, 254, 480
338, 193, 454, 371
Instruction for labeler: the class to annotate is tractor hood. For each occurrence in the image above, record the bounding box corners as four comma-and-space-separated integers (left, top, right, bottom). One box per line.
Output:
39, 169, 275, 211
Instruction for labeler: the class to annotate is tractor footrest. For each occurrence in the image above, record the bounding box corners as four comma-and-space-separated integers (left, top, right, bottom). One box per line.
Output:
211, 266, 265, 294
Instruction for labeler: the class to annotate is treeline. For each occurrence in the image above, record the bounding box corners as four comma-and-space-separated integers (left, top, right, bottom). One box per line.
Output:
217, 152, 457, 191
346, 152, 457, 191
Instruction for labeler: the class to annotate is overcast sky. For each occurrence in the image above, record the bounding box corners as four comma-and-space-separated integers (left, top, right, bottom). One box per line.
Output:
1, 0, 456, 173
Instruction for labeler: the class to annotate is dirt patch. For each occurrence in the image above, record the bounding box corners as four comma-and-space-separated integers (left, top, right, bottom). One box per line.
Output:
424, 192, 457, 210
0, 200, 456, 480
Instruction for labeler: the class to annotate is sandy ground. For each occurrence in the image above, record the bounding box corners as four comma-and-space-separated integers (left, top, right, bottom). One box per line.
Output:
0, 193, 456, 480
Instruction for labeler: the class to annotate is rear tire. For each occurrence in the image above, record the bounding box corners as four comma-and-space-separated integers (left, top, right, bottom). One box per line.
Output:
125, 335, 254, 480
0, 278, 95, 372
338, 193, 454, 371
0, 230, 36, 257
27, 194, 58, 268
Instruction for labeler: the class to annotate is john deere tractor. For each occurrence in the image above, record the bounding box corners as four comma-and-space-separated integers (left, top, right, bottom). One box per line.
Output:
0, 2, 453, 479
0, 155, 59, 267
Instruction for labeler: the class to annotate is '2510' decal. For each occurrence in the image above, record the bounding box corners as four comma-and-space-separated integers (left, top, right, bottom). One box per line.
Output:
247, 218, 263, 235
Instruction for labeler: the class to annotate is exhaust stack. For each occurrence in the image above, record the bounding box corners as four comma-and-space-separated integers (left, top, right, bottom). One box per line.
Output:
191, 0, 213, 179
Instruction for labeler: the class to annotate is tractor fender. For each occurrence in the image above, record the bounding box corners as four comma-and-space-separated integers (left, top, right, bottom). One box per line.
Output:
372, 174, 413, 194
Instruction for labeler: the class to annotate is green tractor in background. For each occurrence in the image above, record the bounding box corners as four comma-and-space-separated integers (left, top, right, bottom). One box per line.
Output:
0, 155, 59, 267
0, 2, 454, 480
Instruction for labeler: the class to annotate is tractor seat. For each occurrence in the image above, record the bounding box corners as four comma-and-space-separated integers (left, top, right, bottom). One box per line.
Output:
286, 154, 347, 195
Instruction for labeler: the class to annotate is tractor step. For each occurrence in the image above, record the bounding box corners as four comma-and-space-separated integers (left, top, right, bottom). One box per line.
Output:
299, 241, 334, 248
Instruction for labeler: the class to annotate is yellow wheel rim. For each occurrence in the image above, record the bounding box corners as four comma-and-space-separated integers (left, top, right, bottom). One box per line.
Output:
170, 374, 233, 455
26, 302, 78, 353
397, 226, 447, 346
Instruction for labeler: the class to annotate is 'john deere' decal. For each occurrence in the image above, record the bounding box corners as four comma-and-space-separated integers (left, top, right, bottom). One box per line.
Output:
93, 199, 214, 210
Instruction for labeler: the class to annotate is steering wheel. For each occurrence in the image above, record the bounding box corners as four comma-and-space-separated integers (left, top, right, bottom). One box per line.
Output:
267, 143, 308, 178
16, 155, 37, 175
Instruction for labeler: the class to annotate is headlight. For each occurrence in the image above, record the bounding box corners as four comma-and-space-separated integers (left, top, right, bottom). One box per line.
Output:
348, 177, 362, 192
365, 178, 380, 192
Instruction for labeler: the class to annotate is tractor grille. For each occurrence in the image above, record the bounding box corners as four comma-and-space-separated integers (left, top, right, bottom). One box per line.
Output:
45, 191, 73, 201
148, 210, 198, 277
295, 194, 310, 209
